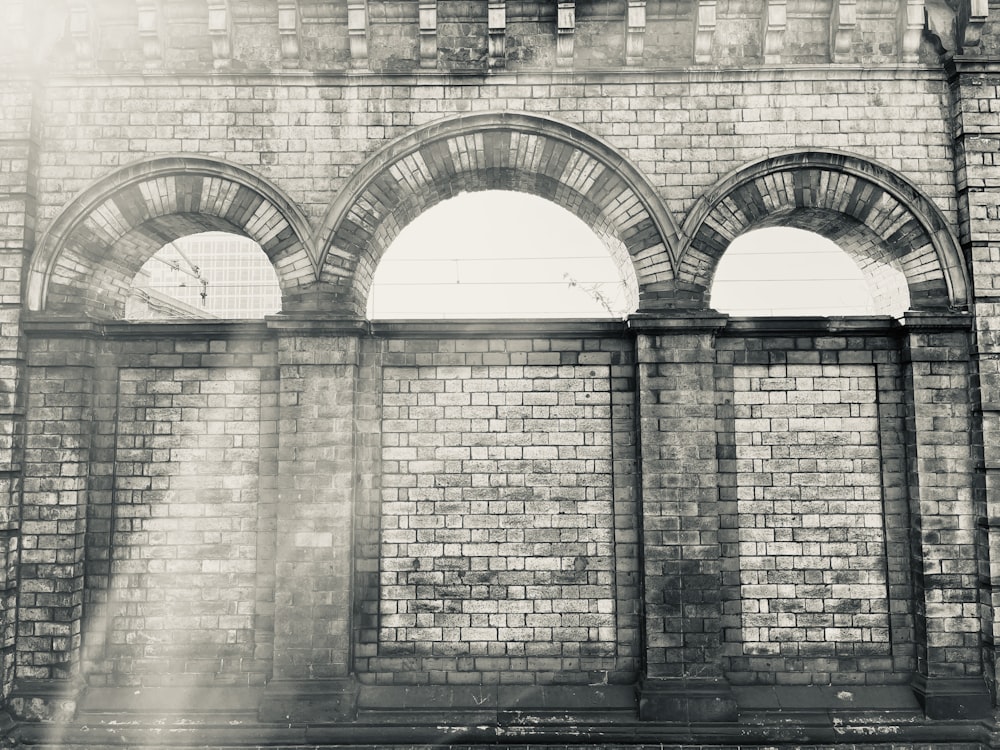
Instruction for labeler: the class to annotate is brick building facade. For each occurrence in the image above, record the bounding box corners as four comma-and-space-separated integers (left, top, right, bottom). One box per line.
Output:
2, 0, 1000, 747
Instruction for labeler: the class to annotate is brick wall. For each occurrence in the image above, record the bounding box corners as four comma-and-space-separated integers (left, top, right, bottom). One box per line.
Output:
271, 333, 358, 681
717, 332, 912, 685
902, 320, 985, 715
3, 0, 999, 728
27, 71, 956, 245
363, 335, 639, 685
73, 335, 277, 689
17, 332, 94, 714
951, 61, 1000, 698
9, 317, 987, 721
0, 76, 34, 704
95, 352, 270, 686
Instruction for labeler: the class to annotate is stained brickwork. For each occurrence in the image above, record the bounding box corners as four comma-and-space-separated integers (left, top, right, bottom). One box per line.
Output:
950, 61, 1000, 703
369, 336, 638, 685
41, 335, 276, 693
0, 78, 31, 703
271, 333, 357, 681
2, 0, 1000, 744
635, 322, 728, 684
733, 359, 891, 677
902, 320, 986, 715
717, 332, 912, 686
99, 360, 266, 686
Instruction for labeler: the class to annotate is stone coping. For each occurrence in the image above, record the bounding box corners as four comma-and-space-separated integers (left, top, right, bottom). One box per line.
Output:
21, 313, 961, 339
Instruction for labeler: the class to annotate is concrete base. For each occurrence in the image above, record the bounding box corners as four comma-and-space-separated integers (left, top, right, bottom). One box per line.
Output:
911, 675, 993, 720
8, 681, 996, 748
258, 678, 358, 723
636, 677, 738, 722
9, 678, 83, 722
357, 683, 636, 724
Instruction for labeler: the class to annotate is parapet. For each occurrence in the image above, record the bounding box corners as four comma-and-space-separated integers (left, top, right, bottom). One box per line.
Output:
0, 0, 993, 76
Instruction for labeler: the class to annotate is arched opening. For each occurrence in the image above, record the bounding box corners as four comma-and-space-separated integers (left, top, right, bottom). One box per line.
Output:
710, 227, 910, 317
366, 192, 638, 319
124, 232, 282, 321
317, 113, 679, 317
27, 157, 316, 319
679, 152, 969, 313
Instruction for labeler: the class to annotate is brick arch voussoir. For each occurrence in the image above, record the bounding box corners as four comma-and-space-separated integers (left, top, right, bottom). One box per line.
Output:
29, 156, 317, 316
323, 168, 642, 317
679, 150, 969, 312
318, 112, 680, 317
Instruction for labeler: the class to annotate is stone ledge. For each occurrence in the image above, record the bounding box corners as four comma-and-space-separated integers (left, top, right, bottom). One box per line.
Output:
733, 684, 920, 713
77, 686, 262, 717
13, 713, 994, 748
258, 678, 357, 723
371, 318, 628, 338
357, 683, 635, 721
720, 315, 899, 335
32, 65, 952, 88
11, 681, 996, 747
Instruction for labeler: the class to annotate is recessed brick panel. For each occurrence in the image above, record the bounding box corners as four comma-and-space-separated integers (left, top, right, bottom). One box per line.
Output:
372, 337, 637, 685
732, 361, 891, 679
97, 364, 266, 687
716, 335, 914, 688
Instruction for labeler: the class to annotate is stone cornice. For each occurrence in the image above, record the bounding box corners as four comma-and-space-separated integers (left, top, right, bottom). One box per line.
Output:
14, 64, 951, 89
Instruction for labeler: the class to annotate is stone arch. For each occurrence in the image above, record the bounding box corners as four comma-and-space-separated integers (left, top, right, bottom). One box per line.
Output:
679, 151, 969, 313
317, 112, 681, 317
28, 156, 316, 318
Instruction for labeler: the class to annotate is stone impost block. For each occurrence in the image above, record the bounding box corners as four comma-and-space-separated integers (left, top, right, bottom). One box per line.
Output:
259, 678, 358, 723
637, 677, 737, 722
911, 674, 991, 719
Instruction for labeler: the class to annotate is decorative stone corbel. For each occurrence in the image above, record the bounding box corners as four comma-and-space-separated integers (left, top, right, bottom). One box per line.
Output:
557, 1, 575, 67
419, 1, 437, 69
69, 0, 95, 64
957, 0, 989, 50
347, 1, 368, 68
694, 0, 716, 63
899, 0, 924, 62
207, 0, 231, 68
762, 0, 787, 63
277, 0, 300, 62
830, 0, 856, 62
488, 1, 506, 69
625, 0, 646, 66
135, 0, 162, 65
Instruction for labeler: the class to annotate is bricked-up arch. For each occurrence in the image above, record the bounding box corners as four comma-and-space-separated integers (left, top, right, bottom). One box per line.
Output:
317, 112, 679, 317
27, 157, 316, 318
679, 151, 969, 313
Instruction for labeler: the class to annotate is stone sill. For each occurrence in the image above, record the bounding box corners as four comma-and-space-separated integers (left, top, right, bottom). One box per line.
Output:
21, 313, 972, 340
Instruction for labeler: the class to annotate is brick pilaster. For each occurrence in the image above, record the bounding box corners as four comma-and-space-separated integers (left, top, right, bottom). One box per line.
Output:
947, 56, 1000, 718
632, 314, 736, 722
903, 313, 991, 719
13, 332, 94, 720
0, 74, 35, 709
259, 323, 364, 721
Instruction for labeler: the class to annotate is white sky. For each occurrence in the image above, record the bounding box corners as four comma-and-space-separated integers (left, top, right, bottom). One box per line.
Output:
368, 191, 631, 319
139, 192, 903, 320
711, 228, 880, 316
369, 191, 889, 319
